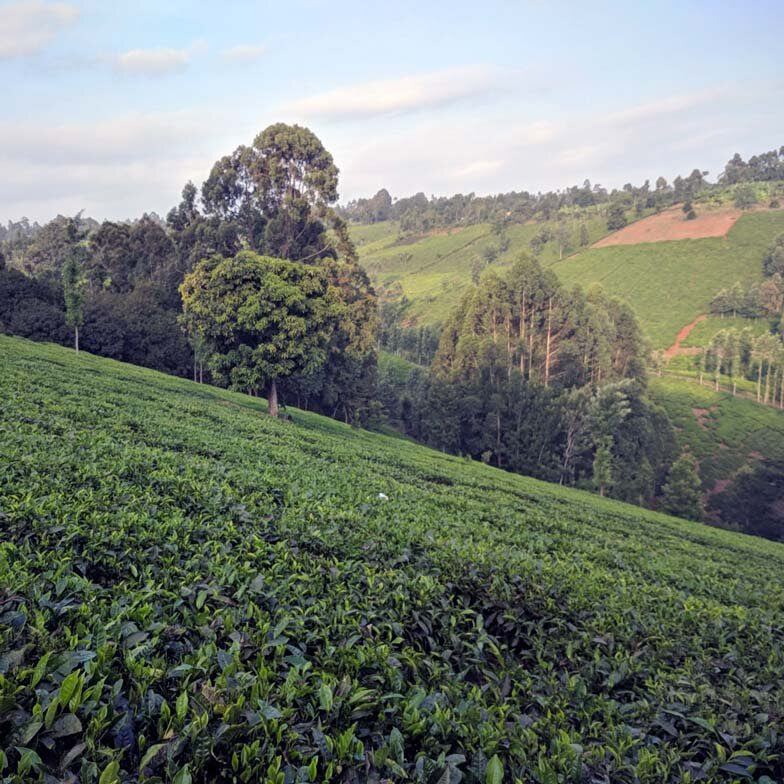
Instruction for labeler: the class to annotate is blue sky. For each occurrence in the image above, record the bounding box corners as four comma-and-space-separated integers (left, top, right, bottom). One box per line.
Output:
1, 0, 782, 222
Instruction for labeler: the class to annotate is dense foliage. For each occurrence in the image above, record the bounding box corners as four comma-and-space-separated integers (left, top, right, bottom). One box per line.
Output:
2, 336, 784, 783
376, 259, 678, 507
0, 125, 377, 422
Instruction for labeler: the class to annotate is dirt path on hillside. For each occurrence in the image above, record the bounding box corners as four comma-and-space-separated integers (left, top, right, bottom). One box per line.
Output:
664, 314, 707, 358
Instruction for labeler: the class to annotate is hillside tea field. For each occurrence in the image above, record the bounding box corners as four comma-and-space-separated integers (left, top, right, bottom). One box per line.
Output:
2, 337, 784, 784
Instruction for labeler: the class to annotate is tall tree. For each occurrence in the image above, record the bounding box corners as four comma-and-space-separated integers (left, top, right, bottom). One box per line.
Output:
201, 123, 344, 262
61, 253, 85, 352
180, 251, 337, 417
592, 436, 614, 497
661, 454, 703, 521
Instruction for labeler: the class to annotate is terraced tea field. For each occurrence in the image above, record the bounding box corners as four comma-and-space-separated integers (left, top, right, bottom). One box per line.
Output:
354, 210, 784, 350
2, 335, 784, 783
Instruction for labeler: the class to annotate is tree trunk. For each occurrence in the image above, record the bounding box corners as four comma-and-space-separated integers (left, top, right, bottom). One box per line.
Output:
74, 326, 79, 354
268, 379, 279, 418
757, 361, 762, 402
764, 362, 772, 404
544, 297, 553, 388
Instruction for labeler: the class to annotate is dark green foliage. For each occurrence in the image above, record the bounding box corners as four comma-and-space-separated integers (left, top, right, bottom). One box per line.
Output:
661, 454, 704, 521
2, 335, 784, 783
378, 300, 440, 365
61, 254, 85, 351
763, 233, 784, 277
0, 266, 70, 344
180, 252, 336, 415
721, 147, 784, 184
606, 204, 627, 231
710, 460, 784, 540
734, 184, 758, 210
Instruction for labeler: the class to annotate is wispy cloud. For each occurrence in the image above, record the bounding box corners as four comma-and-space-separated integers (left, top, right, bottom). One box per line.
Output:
603, 86, 734, 127
0, 0, 78, 58
284, 65, 511, 120
114, 46, 191, 75
452, 159, 503, 179
221, 43, 266, 63
0, 111, 221, 220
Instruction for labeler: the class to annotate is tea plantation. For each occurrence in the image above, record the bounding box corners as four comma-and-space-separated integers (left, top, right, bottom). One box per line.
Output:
2, 335, 784, 784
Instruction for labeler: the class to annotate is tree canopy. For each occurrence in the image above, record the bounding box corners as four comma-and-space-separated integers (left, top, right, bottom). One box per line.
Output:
180, 251, 337, 416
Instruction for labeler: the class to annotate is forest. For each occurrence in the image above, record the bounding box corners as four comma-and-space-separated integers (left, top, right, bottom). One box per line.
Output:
2, 133, 783, 539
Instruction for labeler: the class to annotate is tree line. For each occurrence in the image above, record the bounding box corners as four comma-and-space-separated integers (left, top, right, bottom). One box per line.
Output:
376, 258, 706, 520
339, 145, 783, 234
3, 127, 781, 538
1, 124, 379, 424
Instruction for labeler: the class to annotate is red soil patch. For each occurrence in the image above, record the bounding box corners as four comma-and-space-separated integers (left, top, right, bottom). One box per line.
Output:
748, 451, 764, 461
664, 314, 707, 358
594, 206, 745, 247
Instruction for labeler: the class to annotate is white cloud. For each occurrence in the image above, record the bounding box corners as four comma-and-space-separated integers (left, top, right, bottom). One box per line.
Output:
0, 112, 224, 221
0, 0, 78, 58
114, 47, 190, 75
284, 65, 510, 120
452, 159, 503, 179
221, 43, 266, 63
603, 86, 734, 127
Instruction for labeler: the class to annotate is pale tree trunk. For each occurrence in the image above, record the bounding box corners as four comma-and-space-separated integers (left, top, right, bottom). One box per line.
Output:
528, 311, 535, 380
544, 297, 553, 388
757, 361, 762, 402
74, 326, 79, 354
268, 379, 279, 418
518, 290, 527, 378
764, 362, 772, 404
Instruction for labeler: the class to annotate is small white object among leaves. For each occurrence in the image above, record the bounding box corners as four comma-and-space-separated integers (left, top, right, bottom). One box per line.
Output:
377, 492, 389, 501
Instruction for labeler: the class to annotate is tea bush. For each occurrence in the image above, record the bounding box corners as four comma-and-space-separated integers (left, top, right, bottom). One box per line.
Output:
1, 336, 783, 783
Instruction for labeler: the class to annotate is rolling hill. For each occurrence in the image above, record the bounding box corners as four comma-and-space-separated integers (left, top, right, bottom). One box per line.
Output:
2, 335, 784, 782
354, 206, 784, 350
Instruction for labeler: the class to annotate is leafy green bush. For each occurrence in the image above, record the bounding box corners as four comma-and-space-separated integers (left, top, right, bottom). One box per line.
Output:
2, 336, 784, 782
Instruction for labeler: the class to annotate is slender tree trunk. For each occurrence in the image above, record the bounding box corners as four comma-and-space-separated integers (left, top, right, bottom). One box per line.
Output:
74, 326, 79, 354
199, 363, 203, 384
544, 297, 553, 388
268, 379, 279, 418
764, 361, 772, 404
518, 290, 527, 378
757, 361, 762, 402
528, 311, 535, 380
194, 347, 197, 382
496, 411, 502, 468
506, 316, 512, 380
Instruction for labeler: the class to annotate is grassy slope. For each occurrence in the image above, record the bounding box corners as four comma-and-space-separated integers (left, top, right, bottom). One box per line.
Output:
649, 375, 784, 494
554, 211, 784, 349
354, 213, 608, 324
679, 315, 772, 347
2, 335, 784, 782
353, 210, 784, 348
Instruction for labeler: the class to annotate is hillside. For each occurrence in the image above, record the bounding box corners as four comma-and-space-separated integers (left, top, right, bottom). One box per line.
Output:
649, 375, 784, 504
2, 335, 784, 782
354, 207, 784, 349
554, 210, 784, 349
